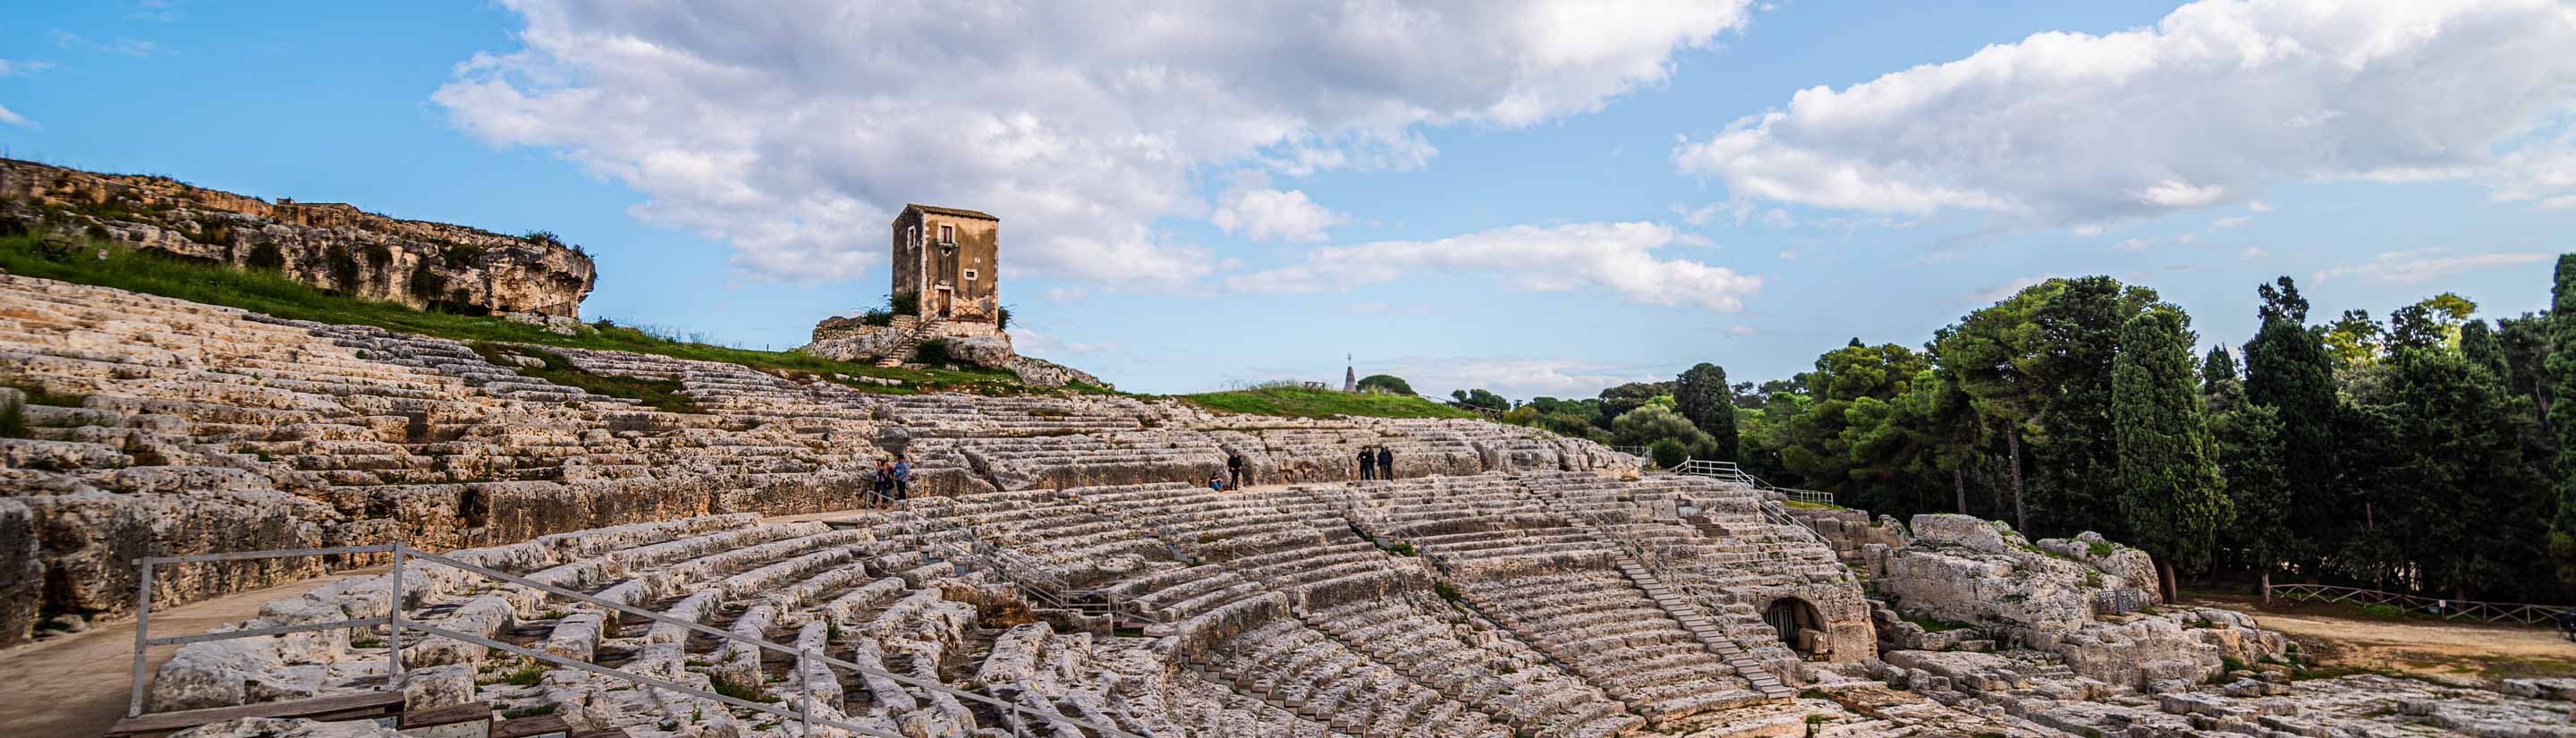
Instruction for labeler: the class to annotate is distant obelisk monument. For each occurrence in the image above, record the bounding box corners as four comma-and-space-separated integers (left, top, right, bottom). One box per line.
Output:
1343, 354, 1357, 393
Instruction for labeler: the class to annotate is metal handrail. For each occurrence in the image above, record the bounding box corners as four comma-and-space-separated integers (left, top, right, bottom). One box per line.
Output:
127, 543, 1149, 738
1677, 459, 1835, 505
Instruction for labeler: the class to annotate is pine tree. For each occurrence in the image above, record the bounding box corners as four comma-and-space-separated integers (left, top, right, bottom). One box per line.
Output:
1674, 363, 1739, 462
2113, 308, 2233, 601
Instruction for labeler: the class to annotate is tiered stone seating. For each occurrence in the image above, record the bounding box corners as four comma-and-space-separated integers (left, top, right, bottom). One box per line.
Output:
1200, 617, 1510, 737
1300, 596, 1640, 738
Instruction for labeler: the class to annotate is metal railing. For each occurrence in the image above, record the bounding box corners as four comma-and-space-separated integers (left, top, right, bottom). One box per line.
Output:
2266, 583, 2576, 627
127, 542, 1150, 738
1675, 459, 1835, 505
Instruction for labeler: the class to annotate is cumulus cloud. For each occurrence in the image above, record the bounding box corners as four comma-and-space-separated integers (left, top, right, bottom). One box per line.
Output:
435, 0, 1753, 284
1674, 0, 2576, 228
1211, 175, 1347, 242
2238, 246, 2269, 259
2309, 249, 2555, 286
1224, 221, 1761, 310
2212, 216, 2251, 229
0, 104, 33, 129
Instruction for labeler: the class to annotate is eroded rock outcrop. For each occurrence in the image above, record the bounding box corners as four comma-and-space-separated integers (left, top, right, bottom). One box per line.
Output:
0, 159, 594, 316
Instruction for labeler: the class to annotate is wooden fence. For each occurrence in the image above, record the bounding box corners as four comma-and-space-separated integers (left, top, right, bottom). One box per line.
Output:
2266, 582, 2576, 627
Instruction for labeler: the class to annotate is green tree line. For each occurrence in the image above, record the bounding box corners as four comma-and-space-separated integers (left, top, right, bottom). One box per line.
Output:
1450, 255, 2576, 603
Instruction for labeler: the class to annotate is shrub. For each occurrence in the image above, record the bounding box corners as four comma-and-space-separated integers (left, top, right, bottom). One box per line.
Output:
914, 338, 952, 365
890, 291, 920, 317
1356, 374, 1415, 395
523, 230, 564, 248
408, 269, 447, 303
326, 245, 362, 291
996, 305, 1013, 331
441, 242, 487, 268
1648, 437, 1688, 468
2361, 604, 2403, 620
0, 395, 22, 439
858, 308, 894, 327
246, 242, 286, 271
2088, 540, 2114, 557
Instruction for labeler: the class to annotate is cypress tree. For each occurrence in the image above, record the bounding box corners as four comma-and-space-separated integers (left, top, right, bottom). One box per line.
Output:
1674, 363, 1739, 462
2548, 255, 2576, 586
2213, 403, 2289, 590
2201, 346, 2244, 412
2113, 308, 2233, 601
2242, 276, 2337, 573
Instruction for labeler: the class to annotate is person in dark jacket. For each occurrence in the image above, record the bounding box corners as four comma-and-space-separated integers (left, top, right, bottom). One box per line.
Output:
1377, 445, 1394, 480
872, 459, 896, 507
892, 455, 911, 502
1357, 446, 1377, 480
1226, 451, 1247, 489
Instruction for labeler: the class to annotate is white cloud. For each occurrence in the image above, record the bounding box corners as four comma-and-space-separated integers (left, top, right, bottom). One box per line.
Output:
1965, 274, 2061, 303
1041, 287, 1090, 303
0, 59, 55, 77
2537, 194, 2576, 211
1379, 357, 1664, 400
0, 104, 32, 129
2238, 246, 2268, 259
1224, 221, 1762, 310
2212, 216, 2251, 228
435, 1, 1754, 285
1012, 328, 1117, 357
2310, 249, 2555, 286
50, 31, 157, 57
1211, 177, 1347, 242
1674, 0, 2576, 229
2112, 237, 2154, 252
1728, 325, 1758, 335
2246, 200, 2276, 213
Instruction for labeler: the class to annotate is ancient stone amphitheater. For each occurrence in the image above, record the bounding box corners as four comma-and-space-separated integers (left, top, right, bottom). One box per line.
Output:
4, 274, 2572, 738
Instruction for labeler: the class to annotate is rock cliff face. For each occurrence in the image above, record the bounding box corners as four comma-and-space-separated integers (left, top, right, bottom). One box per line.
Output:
0, 159, 594, 317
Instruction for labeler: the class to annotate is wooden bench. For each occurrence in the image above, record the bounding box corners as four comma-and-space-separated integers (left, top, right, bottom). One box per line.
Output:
104, 691, 404, 737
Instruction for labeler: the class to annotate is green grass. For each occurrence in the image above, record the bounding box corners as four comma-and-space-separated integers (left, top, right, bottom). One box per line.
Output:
499, 703, 559, 719
1182, 385, 1474, 420
1900, 613, 1978, 632
0, 236, 1072, 397
469, 342, 701, 413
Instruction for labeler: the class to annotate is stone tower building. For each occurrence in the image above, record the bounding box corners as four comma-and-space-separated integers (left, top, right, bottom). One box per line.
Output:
891, 204, 1000, 323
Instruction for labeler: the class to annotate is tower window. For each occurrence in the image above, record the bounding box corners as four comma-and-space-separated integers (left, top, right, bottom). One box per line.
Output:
937, 225, 954, 244
963, 269, 979, 281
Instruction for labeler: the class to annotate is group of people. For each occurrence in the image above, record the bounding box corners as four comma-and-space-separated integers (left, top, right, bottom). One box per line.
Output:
1357, 445, 1395, 480
870, 456, 911, 506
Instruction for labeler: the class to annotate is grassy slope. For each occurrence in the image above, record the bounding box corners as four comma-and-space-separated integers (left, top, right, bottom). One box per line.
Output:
1180, 386, 1475, 420
0, 235, 1051, 395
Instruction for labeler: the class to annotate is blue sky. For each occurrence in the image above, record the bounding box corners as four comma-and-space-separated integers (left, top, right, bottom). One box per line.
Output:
5, 1, 2572, 398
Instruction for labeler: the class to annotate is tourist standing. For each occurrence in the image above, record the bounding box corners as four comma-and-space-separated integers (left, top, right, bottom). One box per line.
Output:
1377, 445, 1394, 480
872, 459, 896, 507
1357, 446, 1377, 480
1226, 450, 1248, 489
892, 454, 911, 501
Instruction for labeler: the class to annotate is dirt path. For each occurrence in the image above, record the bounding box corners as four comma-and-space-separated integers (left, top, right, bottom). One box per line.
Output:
2183, 593, 2576, 681
0, 568, 381, 738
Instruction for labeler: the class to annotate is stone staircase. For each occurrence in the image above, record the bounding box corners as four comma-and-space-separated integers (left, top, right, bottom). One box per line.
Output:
874, 316, 941, 367
1613, 556, 1796, 701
